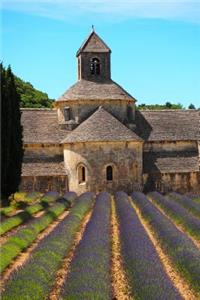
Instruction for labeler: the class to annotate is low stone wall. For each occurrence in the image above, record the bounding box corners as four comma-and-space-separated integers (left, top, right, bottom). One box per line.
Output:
20, 175, 68, 194
143, 172, 200, 194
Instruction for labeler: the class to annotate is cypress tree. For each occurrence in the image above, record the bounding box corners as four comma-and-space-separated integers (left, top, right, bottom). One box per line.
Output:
1, 64, 23, 205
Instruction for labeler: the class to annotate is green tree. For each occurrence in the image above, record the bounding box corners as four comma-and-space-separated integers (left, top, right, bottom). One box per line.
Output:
14, 76, 53, 108
165, 101, 172, 109
1, 64, 24, 205
188, 103, 196, 109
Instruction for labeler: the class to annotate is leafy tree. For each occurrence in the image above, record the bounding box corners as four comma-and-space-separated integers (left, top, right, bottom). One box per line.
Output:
137, 102, 184, 110
14, 75, 54, 108
188, 103, 196, 109
165, 101, 172, 109
1, 64, 24, 205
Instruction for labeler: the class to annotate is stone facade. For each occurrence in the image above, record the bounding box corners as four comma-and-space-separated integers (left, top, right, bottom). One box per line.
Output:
20, 30, 200, 195
64, 141, 143, 194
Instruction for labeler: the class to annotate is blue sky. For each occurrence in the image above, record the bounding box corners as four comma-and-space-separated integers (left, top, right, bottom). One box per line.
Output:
1, 1, 200, 107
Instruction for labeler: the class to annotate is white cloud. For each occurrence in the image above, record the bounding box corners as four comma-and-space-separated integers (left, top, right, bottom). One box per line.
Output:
2, 0, 200, 23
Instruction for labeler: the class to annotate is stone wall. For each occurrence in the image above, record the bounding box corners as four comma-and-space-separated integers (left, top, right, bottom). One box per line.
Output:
20, 175, 68, 193
64, 141, 143, 194
78, 52, 111, 82
57, 100, 135, 128
143, 172, 200, 194
143, 140, 197, 152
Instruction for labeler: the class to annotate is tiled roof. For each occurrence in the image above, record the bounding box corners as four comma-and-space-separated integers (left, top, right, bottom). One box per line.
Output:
22, 154, 66, 176
21, 109, 68, 144
76, 31, 111, 56
136, 110, 200, 141
56, 79, 135, 102
62, 106, 142, 143
143, 151, 199, 173
22, 161, 66, 176
21, 109, 200, 144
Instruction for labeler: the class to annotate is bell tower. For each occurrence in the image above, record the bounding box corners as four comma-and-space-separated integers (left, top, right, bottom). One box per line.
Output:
76, 29, 111, 82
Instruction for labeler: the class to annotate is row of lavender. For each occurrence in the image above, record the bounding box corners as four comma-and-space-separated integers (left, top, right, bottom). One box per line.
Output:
61, 192, 112, 299
114, 192, 182, 300
168, 192, 200, 219
2, 192, 94, 300
148, 191, 200, 242
0, 192, 76, 273
132, 192, 200, 298
0, 191, 61, 235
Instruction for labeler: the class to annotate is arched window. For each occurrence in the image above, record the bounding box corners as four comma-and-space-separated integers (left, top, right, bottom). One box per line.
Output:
106, 165, 113, 181
90, 58, 100, 75
78, 165, 86, 184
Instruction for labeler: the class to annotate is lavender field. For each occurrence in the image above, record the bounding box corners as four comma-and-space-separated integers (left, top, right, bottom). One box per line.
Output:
1, 191, 199, 299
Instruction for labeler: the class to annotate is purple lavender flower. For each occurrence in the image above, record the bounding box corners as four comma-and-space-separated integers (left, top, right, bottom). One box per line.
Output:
131, 191, 200, 296
61, 192, 112, 300
115, 191, 182, 300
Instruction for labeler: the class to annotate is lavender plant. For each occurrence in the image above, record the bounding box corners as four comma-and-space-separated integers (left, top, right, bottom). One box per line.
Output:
40, 191, 60, 203
1, 199, 71, 273
2, 192, 94, 300
167, 192, 200, 219
0, 202, 47, 235
115, 191, 182, 300
61, 192, 111, 300
63, 191, 77, 205
148, 191, 200, 241
131, 191, 200, 297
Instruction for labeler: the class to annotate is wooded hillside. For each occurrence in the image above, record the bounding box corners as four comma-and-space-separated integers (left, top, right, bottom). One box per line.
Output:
14, 75, 54, 108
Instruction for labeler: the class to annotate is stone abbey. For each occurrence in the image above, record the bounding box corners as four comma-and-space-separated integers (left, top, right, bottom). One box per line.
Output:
20, 30, 200, 194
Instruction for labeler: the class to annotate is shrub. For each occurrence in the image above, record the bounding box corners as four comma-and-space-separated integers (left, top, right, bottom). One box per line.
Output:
1, 200, 70, 273
131, 192, 200, 297
2, 192, 94, 300
148, 191, 200, 241
115, 191, 181, 300
61, 192, 111, 299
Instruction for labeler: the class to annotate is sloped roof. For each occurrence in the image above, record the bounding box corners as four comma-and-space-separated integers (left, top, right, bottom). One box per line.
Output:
76, 31, 111, 56
22, 162, 66, 176
62, 107, 142, 143
21, 109, 199, 145
143, 151, 199, 173
22, 154, 66, 176
135, 110, 200, 141
56, 79, 135, 102
21, 109, 68, 144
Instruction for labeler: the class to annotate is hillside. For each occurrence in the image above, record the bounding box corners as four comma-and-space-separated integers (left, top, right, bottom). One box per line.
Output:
14, 75, 54, 108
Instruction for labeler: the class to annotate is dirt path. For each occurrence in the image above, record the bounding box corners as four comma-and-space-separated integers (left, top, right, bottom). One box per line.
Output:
48, 209, 93, 300
0, 210, 70, 291
111, 198, 133, 300
130, 198, 197, 300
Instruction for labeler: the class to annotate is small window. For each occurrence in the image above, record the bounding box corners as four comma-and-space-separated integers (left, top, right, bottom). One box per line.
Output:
106, 165, 113, 181
78, 165, 86, 184
90, 58, 100, 75
64, 107, 71, 121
